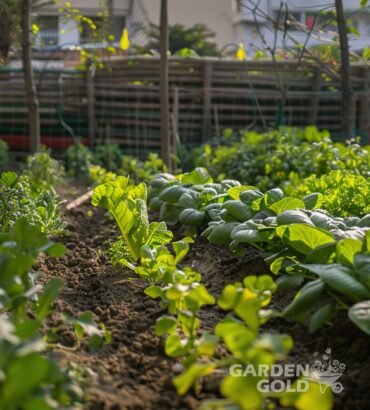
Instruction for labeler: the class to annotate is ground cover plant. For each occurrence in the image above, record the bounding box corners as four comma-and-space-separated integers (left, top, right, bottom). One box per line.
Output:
92, 177, 334, 410
191, 127, 370, 191
1, 125, 369, 409
0, 150, 110, 409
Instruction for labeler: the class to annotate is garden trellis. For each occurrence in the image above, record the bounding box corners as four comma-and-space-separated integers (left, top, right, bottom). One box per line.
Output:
1, 57, 370, 154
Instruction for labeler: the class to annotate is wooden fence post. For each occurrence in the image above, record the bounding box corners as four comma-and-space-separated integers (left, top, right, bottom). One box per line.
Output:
359, 67, 370, 143
202, 61, 213, 141
309, 69, 321, 126
86, 64, 96, 146
171, 86, 179, 170
160, 0, 171, 168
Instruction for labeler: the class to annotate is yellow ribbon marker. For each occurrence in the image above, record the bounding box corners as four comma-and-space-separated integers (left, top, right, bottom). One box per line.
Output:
236, 43, 247, 61
120, 28, 130, 51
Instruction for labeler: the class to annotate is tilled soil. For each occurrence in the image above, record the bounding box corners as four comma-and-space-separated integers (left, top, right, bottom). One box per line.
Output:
38, 191, 370, 410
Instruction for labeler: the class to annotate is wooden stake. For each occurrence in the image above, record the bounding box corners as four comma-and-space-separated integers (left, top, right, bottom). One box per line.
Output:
160, 0, 171, 168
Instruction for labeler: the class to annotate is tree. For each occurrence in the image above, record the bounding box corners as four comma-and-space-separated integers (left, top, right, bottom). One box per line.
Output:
21, 0, 40, 153
138, 23, 219, 56
335, 0, 354, 136
0, 0, 18, 61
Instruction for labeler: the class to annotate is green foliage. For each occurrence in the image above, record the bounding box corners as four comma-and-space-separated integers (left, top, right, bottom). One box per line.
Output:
192, 127, 370, 193
24, 148, 65, 191
119, 152, 168, 183
0, 219, 82, 409
0, 171, 66, 234
285, 170, 370, 217
92, 176, 173, 261
0, 139, 8, 168
93, 143, 123, 172
137, 23, 219, 56
66, 143, 94, 180
93, 177, 312, 409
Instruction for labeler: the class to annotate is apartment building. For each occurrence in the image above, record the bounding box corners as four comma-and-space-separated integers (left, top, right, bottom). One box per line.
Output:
34, 0, 370, 53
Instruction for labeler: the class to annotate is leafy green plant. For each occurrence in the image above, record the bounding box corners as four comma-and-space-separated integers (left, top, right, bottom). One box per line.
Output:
24, 148, 65, 192
285, 170, 370, 217
0, 218, 108, 409
66, 143, 94, 180
0, 171, 66, 234
119, 153, 168, 183
192, 127, 370, 192
94, 143, 123, 172
93, 176, 336, 410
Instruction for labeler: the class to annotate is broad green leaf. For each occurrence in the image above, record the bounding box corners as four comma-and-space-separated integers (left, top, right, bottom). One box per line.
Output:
179, 208, 206, 225
280, 379, 333, 410
173, 363, 216, 395
276, 274, 304, 291
302, 192, 323, 210
172, 240, 190, 264
36, 278, 63, 321
277, 210, 313, 226
240, 189, 264, 205
180, 168, 213, 185
304, 242, 336, 264
309, 302, 336, 333
223, 200, 253, 221
362, 230, 370, 252
336, 238, 362, 266
155, 315, 177, 336
349, 300, 370, 334
282, 279, 325, 319
23, 396, 54, 410
261, 188, 284, 208
255, 333, 293, 356
144, 285, 163, 299
301, 264, 369, 302
218, 284, 240, 310
146, 221, 173, 248
159, 185, 186, 204
228, 185, 257, 200
202, 222, 238, 245
178, 190, 199, 208
221, 374, 263, 410
185, 284, 215, 311
215, 318, 256, 358
269, 197, 305, 214
42, 242, 66, 257
0, 171, 18, 187
165, 333, 188, 357
354, 254, 370, 289
196, 333, 220, 356
231, 228, 271, 244
1, 354, 50, 407
92, 177, 148, 260
277, 224, 335, 255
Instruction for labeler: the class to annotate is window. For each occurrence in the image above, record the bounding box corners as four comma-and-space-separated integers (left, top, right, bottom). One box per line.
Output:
80, 17, 104, 44
37, 16, 58, 47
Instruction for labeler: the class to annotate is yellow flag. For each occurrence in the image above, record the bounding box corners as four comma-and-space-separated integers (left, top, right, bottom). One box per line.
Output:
120, 28, 130, 50
236, 43, 247, 61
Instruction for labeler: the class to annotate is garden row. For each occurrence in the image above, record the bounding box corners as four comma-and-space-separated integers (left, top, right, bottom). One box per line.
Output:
88, 128, 369, 409
0, 126, 369, 409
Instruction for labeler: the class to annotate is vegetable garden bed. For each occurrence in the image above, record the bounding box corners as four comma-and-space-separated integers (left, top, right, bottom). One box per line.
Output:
36, 185, 370, 410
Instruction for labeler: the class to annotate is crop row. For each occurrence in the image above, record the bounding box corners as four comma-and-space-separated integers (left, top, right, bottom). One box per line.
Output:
92, 176, 335, 410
